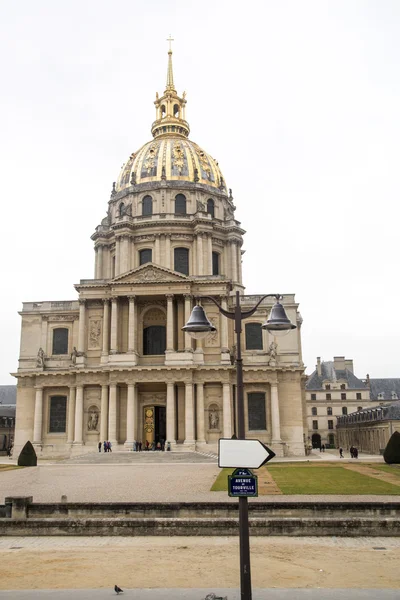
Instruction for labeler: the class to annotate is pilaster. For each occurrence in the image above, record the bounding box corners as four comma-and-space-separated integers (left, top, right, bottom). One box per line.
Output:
33, 387, 43, 445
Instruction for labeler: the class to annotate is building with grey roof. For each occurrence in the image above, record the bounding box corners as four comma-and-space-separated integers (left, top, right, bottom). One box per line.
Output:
367, 377, 400, 402
337, 401, 400, 455
305, 357, 374, 449
0, 385, 16, 405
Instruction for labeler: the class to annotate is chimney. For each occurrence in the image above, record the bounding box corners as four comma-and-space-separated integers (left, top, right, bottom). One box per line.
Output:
365, 374, 370, 388
345, 359, 354, 374
333, 356, 346, 371
316, 357, 322, 376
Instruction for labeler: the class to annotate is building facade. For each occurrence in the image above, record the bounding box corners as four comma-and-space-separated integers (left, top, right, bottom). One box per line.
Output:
337, 403, 400, 455
305, 356, 372, 448
13, 50, 306, 458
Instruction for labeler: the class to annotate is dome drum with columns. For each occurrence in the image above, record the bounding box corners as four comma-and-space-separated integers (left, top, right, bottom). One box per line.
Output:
13, 45, 306, 459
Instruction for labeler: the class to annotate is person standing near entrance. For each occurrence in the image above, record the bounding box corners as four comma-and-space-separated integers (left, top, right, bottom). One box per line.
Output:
98, 442, 102, 453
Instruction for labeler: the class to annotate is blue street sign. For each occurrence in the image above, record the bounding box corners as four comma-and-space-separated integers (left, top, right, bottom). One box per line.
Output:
228, 469, 258, 497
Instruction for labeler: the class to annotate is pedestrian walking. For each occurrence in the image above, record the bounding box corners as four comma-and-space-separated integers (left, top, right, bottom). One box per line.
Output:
350, 445, 354, 458
339, 447, 344, 458
103, 440, 107, 453
321, 444, 325, 452
98, 441, 102, 453
139, 441, 142, 451
354, 447, 358, 458
108, 441, 112, 452
133, 441, 137, 452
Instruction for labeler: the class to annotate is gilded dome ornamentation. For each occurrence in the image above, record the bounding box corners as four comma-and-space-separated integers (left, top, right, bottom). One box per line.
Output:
115, 47, 227, 195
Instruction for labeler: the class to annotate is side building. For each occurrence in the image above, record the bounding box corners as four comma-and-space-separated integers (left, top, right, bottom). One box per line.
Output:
13, 50, 306, 458
305, 356, 372, 448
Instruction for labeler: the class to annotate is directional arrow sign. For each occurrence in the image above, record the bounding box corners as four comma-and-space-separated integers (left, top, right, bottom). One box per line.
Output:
218, 438, 276, 469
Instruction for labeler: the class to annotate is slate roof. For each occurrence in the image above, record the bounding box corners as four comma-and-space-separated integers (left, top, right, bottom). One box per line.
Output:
368, 379, 400, 402
0, 386, 16, 405
340, 401, 400, 423
0, 405, 15, 418
306, 361, 367, 390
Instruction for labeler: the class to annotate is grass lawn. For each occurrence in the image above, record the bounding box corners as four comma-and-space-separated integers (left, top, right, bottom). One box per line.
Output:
371, 464, 400, 477
211, 464, 400, 494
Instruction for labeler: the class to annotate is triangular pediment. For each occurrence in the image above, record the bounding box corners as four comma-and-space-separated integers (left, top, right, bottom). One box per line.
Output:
112, 263, 189, 284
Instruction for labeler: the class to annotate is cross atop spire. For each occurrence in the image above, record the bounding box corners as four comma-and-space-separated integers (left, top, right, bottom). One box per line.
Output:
166, 34, 175, 92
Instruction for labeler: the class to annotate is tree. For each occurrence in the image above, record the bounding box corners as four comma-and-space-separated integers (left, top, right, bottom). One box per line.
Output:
383, 431, 400, 465
17, 441, 37, 467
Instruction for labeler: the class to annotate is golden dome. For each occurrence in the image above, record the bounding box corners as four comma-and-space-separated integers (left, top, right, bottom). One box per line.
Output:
115, 45, 227, 194
116, 137, 226, 192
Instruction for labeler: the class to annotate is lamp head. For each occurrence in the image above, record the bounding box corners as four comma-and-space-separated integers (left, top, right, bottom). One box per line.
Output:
182, 304, 216, 340
262, 298, 296, 337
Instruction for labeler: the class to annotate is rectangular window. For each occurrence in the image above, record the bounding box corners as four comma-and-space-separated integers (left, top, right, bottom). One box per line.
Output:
248, 392, 266, 430
311, 393, 316, 401
327, 407, 332, 416
341, 393, 346, 400
245, 323, 263, 350
49, 396, 67, 433
311, 407, 317, 416
326, 393, 331, 401
212, 252, 220, 275
312, 420, 318, 430
139, 248, 152, 265
52, 328, 69, 355
328, 420, 334, 430
174, 248, 189, 275
342, 407, 348, 415
356, 392, 362, 400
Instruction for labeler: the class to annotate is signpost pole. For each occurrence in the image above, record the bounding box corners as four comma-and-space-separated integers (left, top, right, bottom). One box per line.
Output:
234, 290, 252, 600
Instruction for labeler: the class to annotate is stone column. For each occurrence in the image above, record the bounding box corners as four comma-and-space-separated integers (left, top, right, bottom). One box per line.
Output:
115, 238, 121, 276
197, 234, 203, 275
166, 294, 174, 351
165, 234, 171, 269
108, 383, 117, 445
74, 385, 84, 444
33, 387, 43, 444
67, 386, 76, 444
166, 382, 176, 443
102, 299, 110, 355
220, 297, 229, 352
231, 241, 237, 282
128, 296, 136, 353
155, 234, 161, 265
223, 383, 232, 438
110, 297, 118, 353
100, 384, 109, 442
77, 299, 86, 354
184, 382, 195, 444
207, 234, 213, 275
184, 294, 192, 351
97, 245, 103, 279
125, 383, 136, 446
270, 383, 281, 442
196, 382, 205, 442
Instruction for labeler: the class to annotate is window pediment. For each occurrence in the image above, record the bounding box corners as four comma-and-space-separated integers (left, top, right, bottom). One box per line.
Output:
112, 264, 189, 284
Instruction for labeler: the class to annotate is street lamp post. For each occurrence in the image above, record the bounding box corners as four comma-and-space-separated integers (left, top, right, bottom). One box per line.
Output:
183, 290, 296, 600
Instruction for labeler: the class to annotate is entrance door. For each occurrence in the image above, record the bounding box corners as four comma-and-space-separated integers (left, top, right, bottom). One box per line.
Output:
154, 406, 166, 446
312, 433, 321, 448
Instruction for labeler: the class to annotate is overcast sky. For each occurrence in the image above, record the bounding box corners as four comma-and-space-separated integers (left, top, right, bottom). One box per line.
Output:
0, 0, 399, 384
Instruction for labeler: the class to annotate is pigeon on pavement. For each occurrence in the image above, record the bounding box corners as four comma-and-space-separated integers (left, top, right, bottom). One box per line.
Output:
114, 584, 123, 594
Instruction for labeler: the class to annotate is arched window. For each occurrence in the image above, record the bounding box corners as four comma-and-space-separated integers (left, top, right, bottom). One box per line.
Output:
174, 247, 189, 275
139, 249, 152, 265
212, 251, 220, 275
161, 104, 166, 118
49, 396, 67, 433
245, 323, 263, 350
248, 392, 266, 430
173, 104, 179, 117
143, 325, 166, 355
142, 195, 153, 216
207, 198, 215, 218
52, 328, 69, 355
119, 202, 125, 216
175, 194, 187, 215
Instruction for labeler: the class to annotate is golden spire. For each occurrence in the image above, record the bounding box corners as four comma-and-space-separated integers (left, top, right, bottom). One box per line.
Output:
152, 39, 190, 139
166, 35, 176, 92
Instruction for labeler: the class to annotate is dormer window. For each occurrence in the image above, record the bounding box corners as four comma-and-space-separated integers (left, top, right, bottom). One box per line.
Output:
340, 384, 346, 390
325, 384, 331, 390
378, 392, 384, 400
391, 391, 398, 400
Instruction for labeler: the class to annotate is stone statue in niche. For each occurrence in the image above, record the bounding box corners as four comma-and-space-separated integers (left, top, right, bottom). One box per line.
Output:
89, 320, 101, 348
36, 347, 45, 368
209, 410, 219, 430
71, 346, 78, 365
267, 341, 278, 365
197, 199, 205, 212
88, 411, 99, 431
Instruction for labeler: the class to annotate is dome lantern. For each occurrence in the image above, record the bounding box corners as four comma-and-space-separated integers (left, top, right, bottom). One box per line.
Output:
151, 38, 190, 139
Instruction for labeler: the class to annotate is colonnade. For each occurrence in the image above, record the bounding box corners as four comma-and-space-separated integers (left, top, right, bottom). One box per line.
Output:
94, 235, 242, 282
32, 381, 282, 447
77, 294, 230, 356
